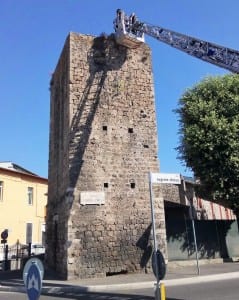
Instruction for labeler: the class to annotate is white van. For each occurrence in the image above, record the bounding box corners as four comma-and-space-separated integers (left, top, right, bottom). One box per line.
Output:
31, 244, 45, 256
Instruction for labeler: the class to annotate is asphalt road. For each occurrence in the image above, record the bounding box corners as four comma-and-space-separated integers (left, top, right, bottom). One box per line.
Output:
1, 291, 154, 300
1, 277, 239, 300
114, 277, 239, 300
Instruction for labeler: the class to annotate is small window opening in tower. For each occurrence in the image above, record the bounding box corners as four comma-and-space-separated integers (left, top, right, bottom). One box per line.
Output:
130, 182, 135, 189
104, 183, 109, 188
128, 128, 133, 133
103, 126, 107, 131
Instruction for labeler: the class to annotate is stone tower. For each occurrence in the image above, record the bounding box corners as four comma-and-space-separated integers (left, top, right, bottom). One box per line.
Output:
46, 32, 167, 279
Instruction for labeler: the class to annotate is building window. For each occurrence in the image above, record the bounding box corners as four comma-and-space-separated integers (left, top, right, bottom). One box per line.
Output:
27, 187, 33, 205
128, 128, 134, 133
26, 223, 33, 244
0, 181, 3, 201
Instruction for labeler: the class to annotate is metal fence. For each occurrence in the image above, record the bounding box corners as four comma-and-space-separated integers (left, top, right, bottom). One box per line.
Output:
0, 242, 44, 271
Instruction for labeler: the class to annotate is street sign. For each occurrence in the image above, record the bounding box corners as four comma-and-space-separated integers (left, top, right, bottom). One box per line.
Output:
23, 258, 44, 300
150, 173, 181, 184
1, 230, 8, 240
152, 250, 166, 280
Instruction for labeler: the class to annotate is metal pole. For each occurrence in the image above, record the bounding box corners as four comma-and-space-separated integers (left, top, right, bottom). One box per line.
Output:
4, 244, 8, 271
182, 177, 200, 275
190, 205, 200, 275
3, 243, 6, 271
148, 172, 160, 300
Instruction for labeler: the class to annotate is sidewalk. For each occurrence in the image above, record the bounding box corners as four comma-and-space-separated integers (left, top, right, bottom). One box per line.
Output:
0, 260, 239, 294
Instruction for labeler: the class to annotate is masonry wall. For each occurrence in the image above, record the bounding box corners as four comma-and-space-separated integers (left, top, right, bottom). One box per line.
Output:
46, 32, 167, 279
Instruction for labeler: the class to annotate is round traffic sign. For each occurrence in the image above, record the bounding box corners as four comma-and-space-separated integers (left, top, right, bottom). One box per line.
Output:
1, 230, 8, 240
23, 258, 44, 300
152, 249, 166, 280
23, 258, 44, 286
26, 263, 41, 300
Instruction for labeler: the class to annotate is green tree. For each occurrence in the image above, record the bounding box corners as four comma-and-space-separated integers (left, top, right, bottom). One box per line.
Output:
176, 74, 239, 213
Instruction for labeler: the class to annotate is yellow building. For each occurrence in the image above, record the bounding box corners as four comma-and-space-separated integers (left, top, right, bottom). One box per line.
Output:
0, 162, 47, 246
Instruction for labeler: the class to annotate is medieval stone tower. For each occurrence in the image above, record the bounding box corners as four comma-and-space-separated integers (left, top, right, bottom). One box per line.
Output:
46, 32, 167, 279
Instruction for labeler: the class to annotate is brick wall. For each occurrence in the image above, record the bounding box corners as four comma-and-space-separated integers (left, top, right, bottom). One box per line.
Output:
46, 33, 167, 279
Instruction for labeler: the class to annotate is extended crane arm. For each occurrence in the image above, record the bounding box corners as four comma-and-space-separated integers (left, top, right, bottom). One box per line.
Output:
114, 9, 239, 74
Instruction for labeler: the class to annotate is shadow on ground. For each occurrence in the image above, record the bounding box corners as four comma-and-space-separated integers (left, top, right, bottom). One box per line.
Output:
41, 289, 185, 300
0, 270, 184, 299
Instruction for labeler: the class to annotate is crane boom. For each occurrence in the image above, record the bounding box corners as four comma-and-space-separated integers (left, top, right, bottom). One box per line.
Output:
114, 9, 239, 74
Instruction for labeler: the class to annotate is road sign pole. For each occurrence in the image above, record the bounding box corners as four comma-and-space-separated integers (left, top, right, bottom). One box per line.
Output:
190, 201, 200, 275
182, 178, 200, 275
148, 172, 161, 300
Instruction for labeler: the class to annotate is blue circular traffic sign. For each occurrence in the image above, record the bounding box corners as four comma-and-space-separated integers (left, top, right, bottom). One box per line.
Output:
23, 258, 44, 300
1, 230, 8, 240
26, 263, 41, 300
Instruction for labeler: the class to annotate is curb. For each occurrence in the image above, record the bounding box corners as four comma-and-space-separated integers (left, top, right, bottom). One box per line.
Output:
0, 286, 26, 293
77, 271, 239, 291
1, 271, 239, 294
163, 271, 239, 287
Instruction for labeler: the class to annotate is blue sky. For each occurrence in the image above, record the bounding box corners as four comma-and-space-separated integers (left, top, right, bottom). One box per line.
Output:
1, 0, 237, 178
